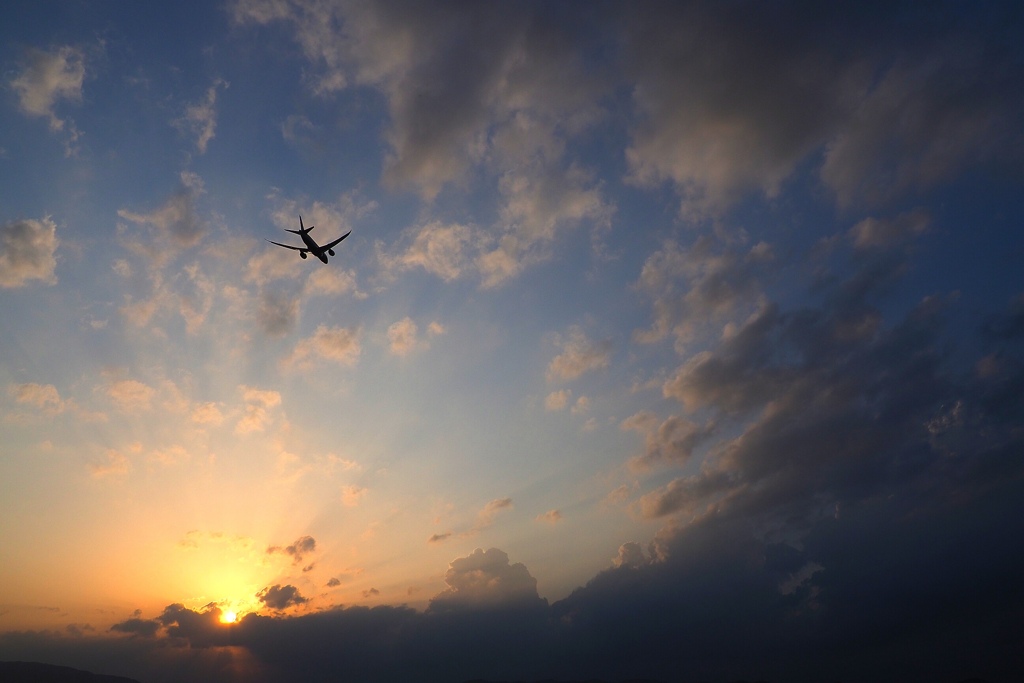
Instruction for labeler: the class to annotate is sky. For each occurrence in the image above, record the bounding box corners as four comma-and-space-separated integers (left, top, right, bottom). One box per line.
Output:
1, 1, 1023, 682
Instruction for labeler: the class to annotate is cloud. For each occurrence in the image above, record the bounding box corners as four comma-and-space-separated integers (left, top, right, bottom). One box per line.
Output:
620, 5, 869, 218
256, 290, 299, 337
848, 208, 930, 251
235, 385, 282, 434
633, 237, 773, 350
546, 326, 611, 382
379, 220, 479, 282
474, 497, 513, 531
544, 389, 570, 412
621, 411, 715, 470
89, 448, 132, 480
267, 535, 316, 564
611, 541, 648, 569
821, 48, 1024, 207
428, 548, 543, 611
535, 510, 562, 524
190, 401, 225, 426
10, 383, 65, 414
305, 267, 364, 298
0, 217, 59, 288
106, 379, 156, 413
109, 611, 159, 638
427, 532, 452, 544
285, 325, 361, 370
10, 45, 84, 151
174, 79, 228, 154
386, 317, 419, 356
117, 172, 206, 252
257, 584, 309, 611
341, 485, 367, 507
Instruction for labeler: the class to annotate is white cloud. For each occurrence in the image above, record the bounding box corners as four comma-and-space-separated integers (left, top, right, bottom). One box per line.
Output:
0, 218, 59, 288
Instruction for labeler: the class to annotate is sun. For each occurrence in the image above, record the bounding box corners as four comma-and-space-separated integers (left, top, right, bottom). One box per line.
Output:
219, 609, 237, 624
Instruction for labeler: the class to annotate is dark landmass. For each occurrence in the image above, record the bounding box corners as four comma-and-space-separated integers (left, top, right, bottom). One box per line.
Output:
0, 661, 142, 683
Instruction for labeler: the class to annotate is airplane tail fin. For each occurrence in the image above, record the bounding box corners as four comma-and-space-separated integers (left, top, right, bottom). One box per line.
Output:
287, 215, 311, 235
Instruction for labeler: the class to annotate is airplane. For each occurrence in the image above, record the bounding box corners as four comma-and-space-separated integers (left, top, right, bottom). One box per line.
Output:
266, 216, 351, 264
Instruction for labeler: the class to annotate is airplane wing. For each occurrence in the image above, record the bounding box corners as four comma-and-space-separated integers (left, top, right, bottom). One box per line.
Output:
266, 239, 305, 251
322, 231, 352, 250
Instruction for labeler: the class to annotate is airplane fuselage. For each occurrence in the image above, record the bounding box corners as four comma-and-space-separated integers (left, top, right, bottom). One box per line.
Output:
299, 231, 330, 263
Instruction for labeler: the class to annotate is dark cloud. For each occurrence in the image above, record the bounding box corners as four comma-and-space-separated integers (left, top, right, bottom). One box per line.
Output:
266, 535, 317, 565
109, 613, 159, 638
0, 217, 59, 288
257, 585, 308, 611
257, 290, 299, 337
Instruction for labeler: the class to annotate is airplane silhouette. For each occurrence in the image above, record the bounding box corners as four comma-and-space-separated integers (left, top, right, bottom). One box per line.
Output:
266, 216, 351, 264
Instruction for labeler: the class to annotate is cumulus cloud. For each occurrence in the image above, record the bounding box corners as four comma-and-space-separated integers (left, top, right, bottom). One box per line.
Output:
612, 541, 648, 569
546, 326, 611, 382
257, 584, 308, 611
0, 218, 59, 288
285, 325, 361, 370
428, 548, 542, 610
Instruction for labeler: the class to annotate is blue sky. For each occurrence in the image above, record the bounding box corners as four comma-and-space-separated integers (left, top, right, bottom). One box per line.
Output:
2, 2, 1023, 682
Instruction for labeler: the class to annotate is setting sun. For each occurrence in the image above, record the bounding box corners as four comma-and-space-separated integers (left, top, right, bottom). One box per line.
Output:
219, 610, 237, 624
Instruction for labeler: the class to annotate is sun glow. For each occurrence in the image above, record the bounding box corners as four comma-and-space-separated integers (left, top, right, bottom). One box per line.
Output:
220, 610, 238, 624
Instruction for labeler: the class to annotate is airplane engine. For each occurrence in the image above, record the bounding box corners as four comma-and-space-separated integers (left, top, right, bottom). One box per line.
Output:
300, 251, 307, 259
328, 249, 335, 256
